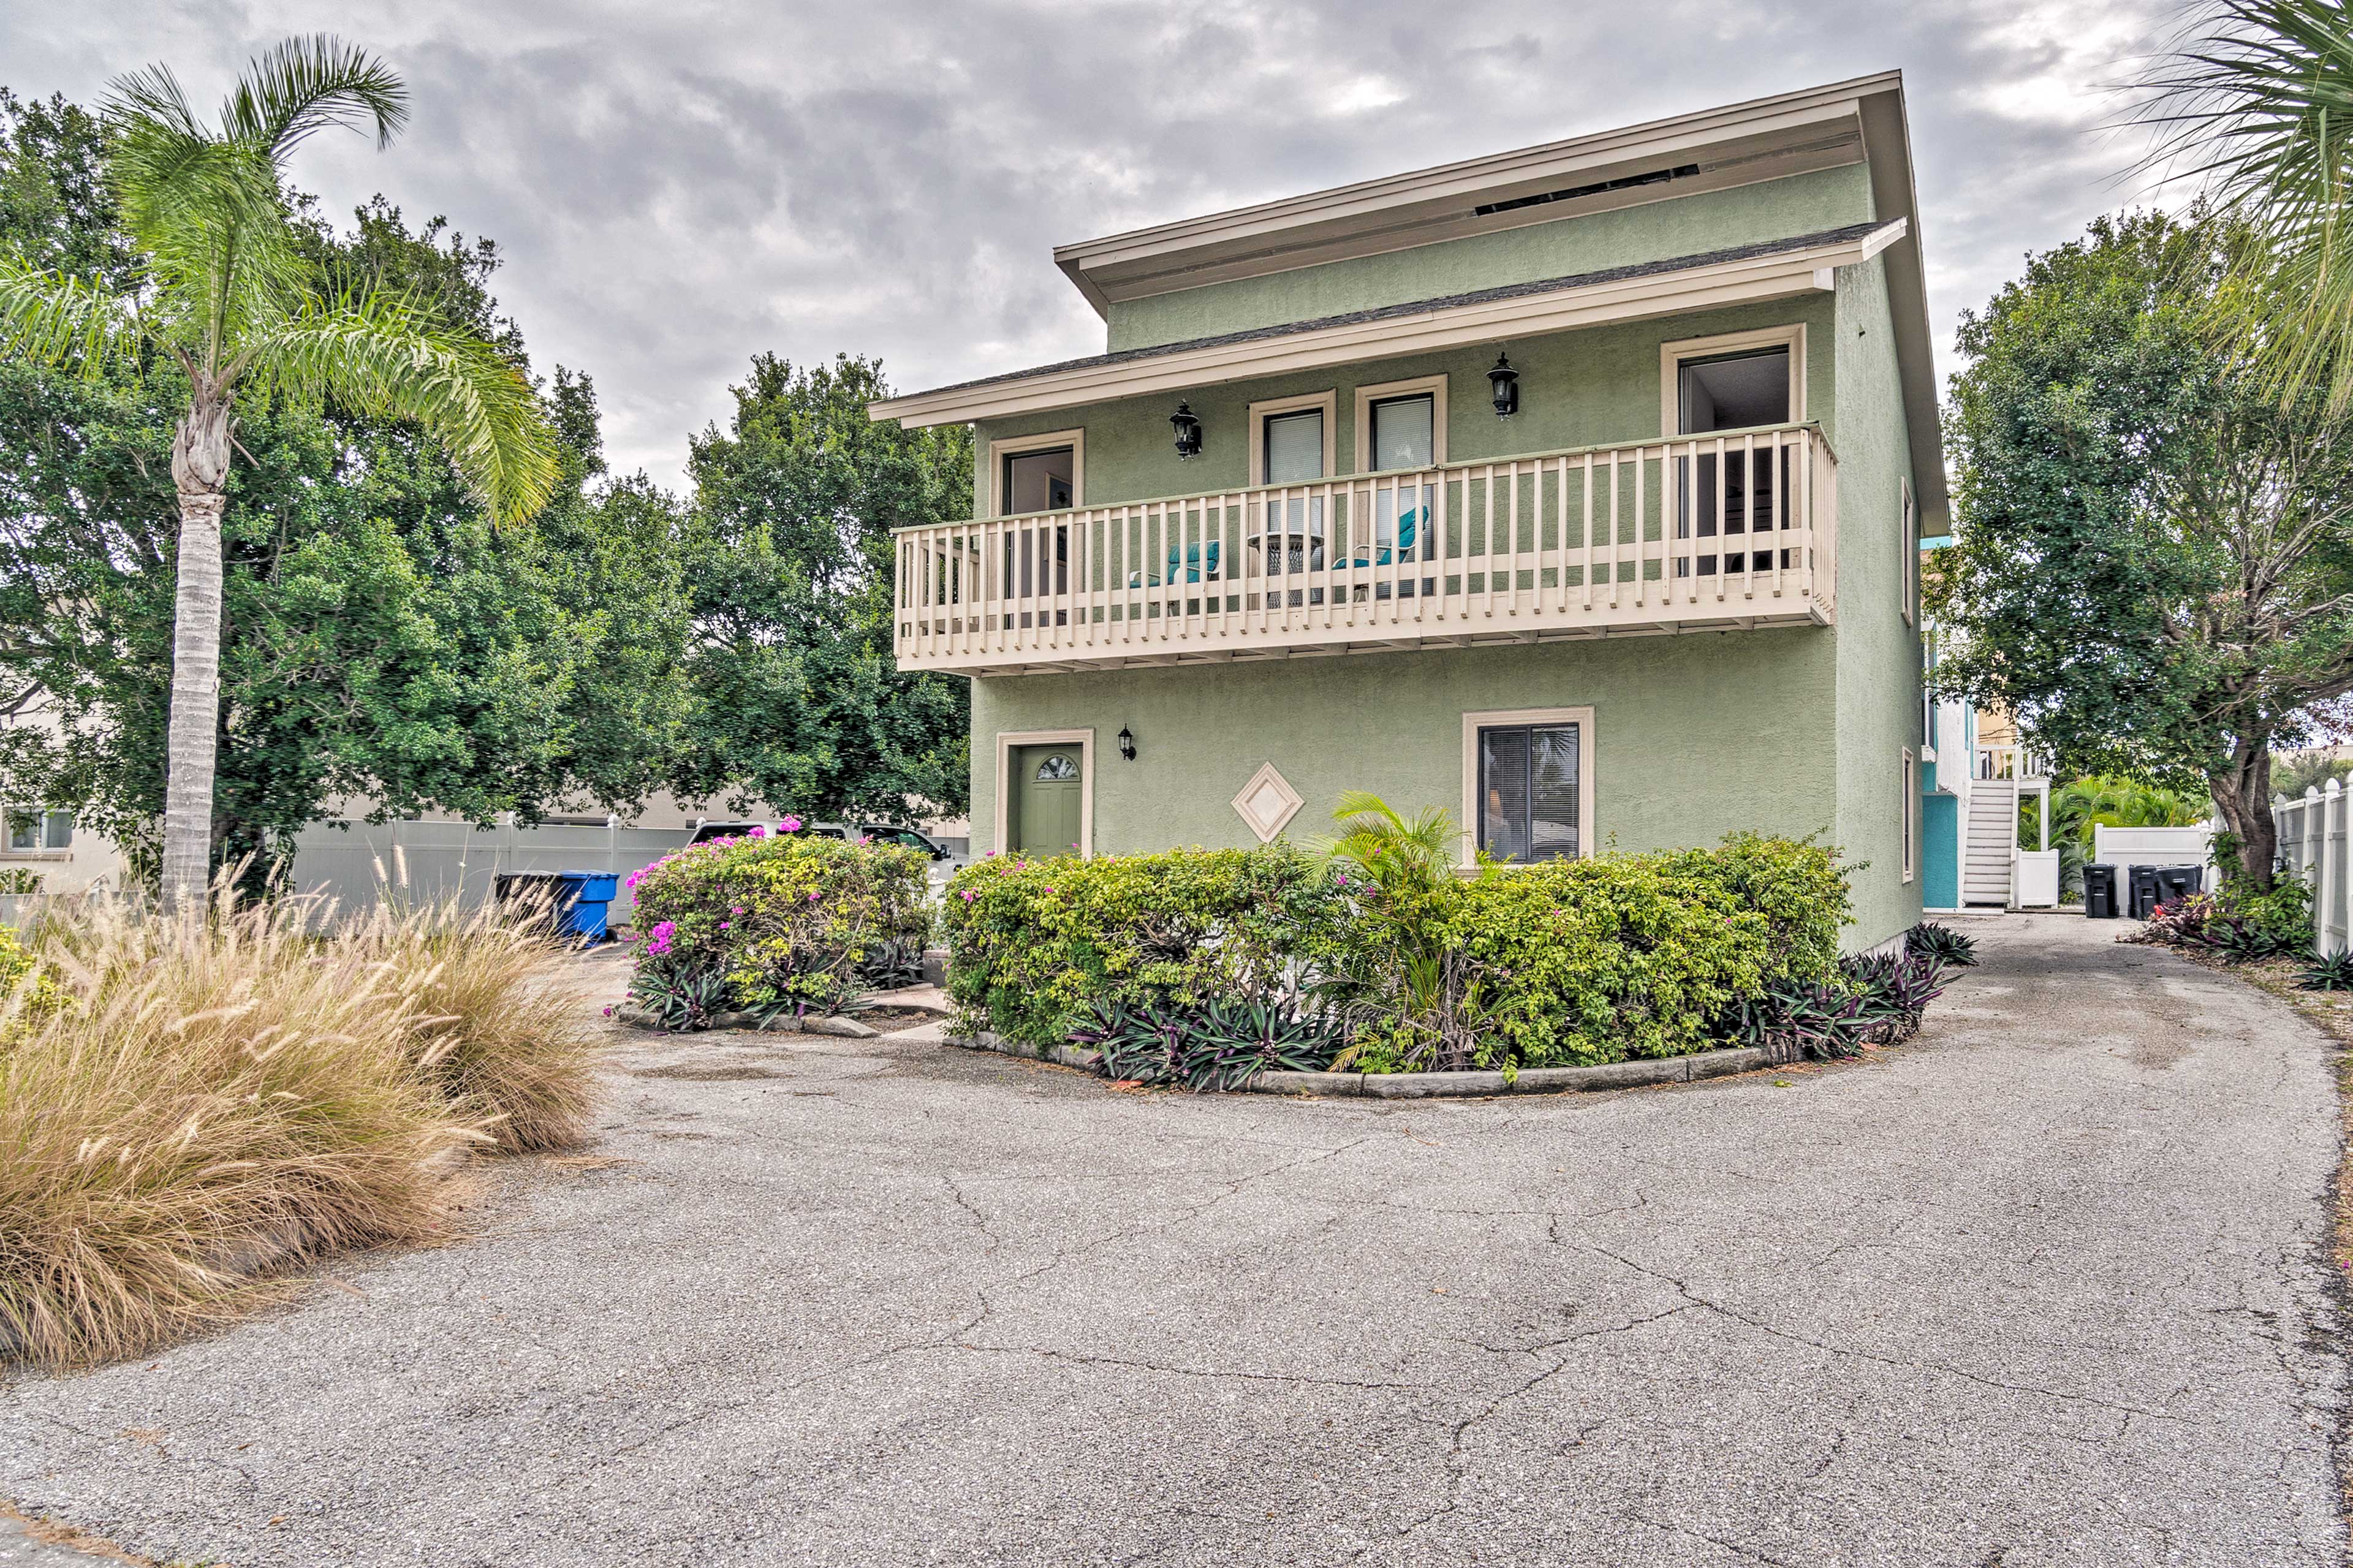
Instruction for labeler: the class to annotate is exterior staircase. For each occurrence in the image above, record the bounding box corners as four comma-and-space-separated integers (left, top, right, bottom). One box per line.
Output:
1963, 779, 2017, 907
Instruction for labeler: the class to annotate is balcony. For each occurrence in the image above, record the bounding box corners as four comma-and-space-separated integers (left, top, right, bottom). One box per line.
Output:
894, 423, 1836, 675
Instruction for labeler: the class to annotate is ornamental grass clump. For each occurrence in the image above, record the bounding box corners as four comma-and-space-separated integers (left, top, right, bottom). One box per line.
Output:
625, 830, 933, 1028
361, 896, 601, 1153
0, 888, 599, 1368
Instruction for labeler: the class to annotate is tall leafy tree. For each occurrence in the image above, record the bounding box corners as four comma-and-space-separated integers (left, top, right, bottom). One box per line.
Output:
676, 352, 972, 821
0, 36, 557, 907
0, 83, 688, 886
1931, 211, 2353, 888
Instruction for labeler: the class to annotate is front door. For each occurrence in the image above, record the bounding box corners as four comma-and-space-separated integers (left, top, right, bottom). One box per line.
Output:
1010, 745, 1083, 857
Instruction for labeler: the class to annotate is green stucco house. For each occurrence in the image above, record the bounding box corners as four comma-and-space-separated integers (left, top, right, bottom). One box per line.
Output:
870, 73, 1944, 948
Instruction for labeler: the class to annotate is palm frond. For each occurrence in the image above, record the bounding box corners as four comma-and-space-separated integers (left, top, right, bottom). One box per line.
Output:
2133, 0, 2353, 409
0, 260, 144, 373
245, 290, 558, 524
220, 34, 407, 156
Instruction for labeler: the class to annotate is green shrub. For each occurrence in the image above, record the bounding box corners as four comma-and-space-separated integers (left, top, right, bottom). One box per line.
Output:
944, 834, 1854, 1072
1434, 851, 1767, 1069
626, 831, 933, 1021
941, 846, 1349, 1046
2229, 877, 2314, 955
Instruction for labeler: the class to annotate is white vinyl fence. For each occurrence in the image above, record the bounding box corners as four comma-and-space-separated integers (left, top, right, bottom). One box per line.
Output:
2276, 779, 2350, 958
2092, 824, 2218, 898
284, 817, 683, 928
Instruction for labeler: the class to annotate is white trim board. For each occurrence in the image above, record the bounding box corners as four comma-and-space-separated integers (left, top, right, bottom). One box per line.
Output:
1658, 324, 1808, 435
873, 223, 1901, 430
1460, 706, 1597, 870
987, 428, 1086, 518
1050, 74, 1902, 314
1245, 391, 1338, 487
1353, 374, 1450, 472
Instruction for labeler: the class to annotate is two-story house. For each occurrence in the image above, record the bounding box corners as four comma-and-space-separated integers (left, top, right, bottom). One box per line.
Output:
870, 73, 1944, 947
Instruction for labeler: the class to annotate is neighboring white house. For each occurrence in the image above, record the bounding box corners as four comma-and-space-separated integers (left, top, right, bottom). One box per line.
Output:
1, 684, 129, 895
1, 683, 968, 915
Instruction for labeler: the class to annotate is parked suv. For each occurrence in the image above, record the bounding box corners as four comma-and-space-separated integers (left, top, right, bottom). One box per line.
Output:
684, 819, 850, 847
855, 824, 954, 862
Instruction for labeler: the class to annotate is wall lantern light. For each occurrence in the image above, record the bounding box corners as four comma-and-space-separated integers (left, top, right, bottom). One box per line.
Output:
1487, 352, 1520, 417
1170, 402, 1204, 460
1118, 725, 1138, 761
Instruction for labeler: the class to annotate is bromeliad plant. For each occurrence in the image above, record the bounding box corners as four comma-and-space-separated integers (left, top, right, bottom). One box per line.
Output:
2297, 952, 2353, 991
1069, 996, 1344, 1091
1905, 921, 1979, 969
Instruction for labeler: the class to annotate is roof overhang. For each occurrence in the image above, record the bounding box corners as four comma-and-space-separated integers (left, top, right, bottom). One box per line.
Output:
871, 221, 1903, 430
1051, 75, 1895, 316
873, 71, 1947, 529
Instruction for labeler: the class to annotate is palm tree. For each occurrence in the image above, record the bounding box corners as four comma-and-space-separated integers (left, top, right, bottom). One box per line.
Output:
2134, 1, 2353, 409
1320, 790, 1463, 895
0, 36, 557, 909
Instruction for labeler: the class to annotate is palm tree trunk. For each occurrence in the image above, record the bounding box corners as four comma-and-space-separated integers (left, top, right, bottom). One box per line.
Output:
160, 388, 233, 913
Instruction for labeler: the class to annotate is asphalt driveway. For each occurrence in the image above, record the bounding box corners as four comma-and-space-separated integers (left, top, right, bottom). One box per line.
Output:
3, 915, 2346, 1566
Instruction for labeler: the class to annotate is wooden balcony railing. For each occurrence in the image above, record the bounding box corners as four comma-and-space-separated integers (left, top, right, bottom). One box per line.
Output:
895, 423, 1836, 675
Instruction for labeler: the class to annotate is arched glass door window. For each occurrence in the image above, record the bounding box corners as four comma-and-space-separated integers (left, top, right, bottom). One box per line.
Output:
1034, 754, 1080, 782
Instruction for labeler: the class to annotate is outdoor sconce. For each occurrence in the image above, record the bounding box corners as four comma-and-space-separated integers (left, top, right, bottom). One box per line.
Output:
1487, 352, 1520, 417
1118, 725, 1137, 761
1170, 402, 1203, 460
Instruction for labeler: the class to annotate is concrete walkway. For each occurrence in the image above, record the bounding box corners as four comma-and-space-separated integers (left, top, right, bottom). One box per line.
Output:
2, 916, 2344, 1566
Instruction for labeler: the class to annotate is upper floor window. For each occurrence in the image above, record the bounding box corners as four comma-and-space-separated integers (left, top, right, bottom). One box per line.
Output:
1003, 446, 1074, 514
1677, 347, 1790, 433
1264, 408, 1325, 483
1661, 325, 1804, 436
1355, 374, 1448, 473
990, 429, 1085, 517
1368, 394, 1434, 471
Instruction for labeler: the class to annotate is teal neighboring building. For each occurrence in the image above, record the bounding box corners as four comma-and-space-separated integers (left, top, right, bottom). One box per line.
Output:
871, 74, 1947, 949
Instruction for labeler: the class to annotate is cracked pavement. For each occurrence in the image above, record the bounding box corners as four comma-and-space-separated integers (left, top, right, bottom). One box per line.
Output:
2, 915, 2345, 1566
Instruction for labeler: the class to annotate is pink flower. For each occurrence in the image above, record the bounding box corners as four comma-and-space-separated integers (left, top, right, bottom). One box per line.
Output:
730, 905, 744, 914
960, 889, 976, 903
748, 825, 767, 838
808, 890, 821, 901
779, 816, 802, 833
719, 920, 732, 930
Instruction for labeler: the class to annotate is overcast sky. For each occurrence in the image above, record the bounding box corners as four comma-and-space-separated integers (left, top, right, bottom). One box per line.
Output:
7, 0, 2189, 490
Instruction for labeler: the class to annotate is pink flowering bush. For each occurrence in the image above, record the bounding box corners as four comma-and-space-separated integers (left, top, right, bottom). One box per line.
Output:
625, 833, 930, 1025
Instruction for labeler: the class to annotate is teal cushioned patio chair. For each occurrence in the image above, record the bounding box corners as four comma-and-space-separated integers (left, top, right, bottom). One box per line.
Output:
1128, 539, 1220, 588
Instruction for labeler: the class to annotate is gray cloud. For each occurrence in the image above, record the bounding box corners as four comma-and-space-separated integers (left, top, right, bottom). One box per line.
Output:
6, 0, 2183, 488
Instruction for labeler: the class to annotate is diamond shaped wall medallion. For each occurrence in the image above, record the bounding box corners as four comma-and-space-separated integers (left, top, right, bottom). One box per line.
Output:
1232, 762, 1304, 844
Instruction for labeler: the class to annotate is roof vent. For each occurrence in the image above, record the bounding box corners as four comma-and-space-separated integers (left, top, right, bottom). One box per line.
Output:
1474, 163, 1701, 218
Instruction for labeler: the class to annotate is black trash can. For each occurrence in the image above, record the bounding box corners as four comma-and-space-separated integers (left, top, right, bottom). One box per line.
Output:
493, 870, 567, 906
2128, 865, 2162, 920
2085, 863, 2119, 919
2154, 865, 2202, 907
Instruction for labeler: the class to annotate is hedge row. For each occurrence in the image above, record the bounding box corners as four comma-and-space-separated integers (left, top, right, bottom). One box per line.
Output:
941, 834, 1850, 1070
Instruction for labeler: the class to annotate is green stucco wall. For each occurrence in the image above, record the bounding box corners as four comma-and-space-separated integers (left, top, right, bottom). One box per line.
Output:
1107, 164, 1875, 351
1828, 252, 1925, 941
974, 626, 1841, 874
972, 294, 1841, 521
952, 165, 1926, 949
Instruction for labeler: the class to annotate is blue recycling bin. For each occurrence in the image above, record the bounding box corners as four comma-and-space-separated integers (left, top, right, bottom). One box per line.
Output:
551, 871, 617, 943
494, 870, 616, 942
